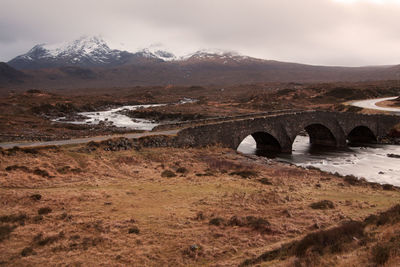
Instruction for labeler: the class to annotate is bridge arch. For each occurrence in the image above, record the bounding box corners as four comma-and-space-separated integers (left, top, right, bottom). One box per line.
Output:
288, 118, 346, 150
303, 123, 337, 146
236, 129, 284, 155
251, 131, 282, 152
347, 125, 377, 144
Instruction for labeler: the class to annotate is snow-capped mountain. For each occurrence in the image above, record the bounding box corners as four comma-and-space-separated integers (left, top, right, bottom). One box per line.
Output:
182, 49, 249, 61
180, 49, 259, 66
3, 37, 398, 88
8, 36, 177, 70
8, 36, 260, 70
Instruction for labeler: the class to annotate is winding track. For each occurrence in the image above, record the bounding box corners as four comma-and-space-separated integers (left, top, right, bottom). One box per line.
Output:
350, 96, 400, 113
1, 96, 399, 149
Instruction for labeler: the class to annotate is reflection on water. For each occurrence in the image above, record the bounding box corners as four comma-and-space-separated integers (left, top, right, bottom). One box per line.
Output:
237, 135, 400, 186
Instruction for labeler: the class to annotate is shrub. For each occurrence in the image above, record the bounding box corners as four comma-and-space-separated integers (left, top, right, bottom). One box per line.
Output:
310, 200, 335, 210
33, 168, 50, 178
364, 204, 400, 226
195, 211, 205, 220
59, 212, 72, 221
26, 89, 43, 94
227, 216, 271, 232
0, 213, 27, 224
202, 157, 244, 172
161, 170, 176, 178
240, 242, 295, 266
295, 221, 364, 257
57, 166, 82, 174
30, 194, 42, 201
21, 247, 35, 257
34, 234, 61, 246
241, 205, 400, 266
344, 175, 361, 185
176, 167, 188, 174
33, 215, 43, 223
382, 184, 394, 191
38, 207, 52, 215
5, 165, 29, 172
20, 148, 39, 154
182, 243, 204, 258
227, 216, 245, 227
128, 226, 140, 234
0, 225, 15, 242
245, 216, 271, 231
259, 178, 272, 185
372, 244, 390, 265
230, 170, 258, 179
209, 217, 225, 226
195, 171, 214, 177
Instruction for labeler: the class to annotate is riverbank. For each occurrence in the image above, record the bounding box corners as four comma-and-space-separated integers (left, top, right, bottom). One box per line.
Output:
1, 143, 400, 266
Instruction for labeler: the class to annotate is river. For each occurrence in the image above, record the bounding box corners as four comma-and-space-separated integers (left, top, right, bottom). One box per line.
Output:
52, 98, 197, 130
238, 96, 400, 186
238, 135, 400, 186
2, 96, 400, 186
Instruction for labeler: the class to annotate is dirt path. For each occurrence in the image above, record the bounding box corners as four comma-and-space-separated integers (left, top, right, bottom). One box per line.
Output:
0, 130, 179, 149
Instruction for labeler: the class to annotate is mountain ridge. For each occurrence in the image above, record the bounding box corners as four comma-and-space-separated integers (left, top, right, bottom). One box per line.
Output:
8, 36, 175, 70
3, 36, 400, 89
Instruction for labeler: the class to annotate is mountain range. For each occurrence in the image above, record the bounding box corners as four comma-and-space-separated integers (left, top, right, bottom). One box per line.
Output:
1, 36, 400, 89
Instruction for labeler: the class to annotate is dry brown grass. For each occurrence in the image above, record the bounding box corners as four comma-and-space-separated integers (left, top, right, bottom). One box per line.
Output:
1, 144, 400, 266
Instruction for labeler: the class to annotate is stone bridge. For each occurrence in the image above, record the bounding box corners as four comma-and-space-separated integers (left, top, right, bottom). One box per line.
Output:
175, 111, 400, 153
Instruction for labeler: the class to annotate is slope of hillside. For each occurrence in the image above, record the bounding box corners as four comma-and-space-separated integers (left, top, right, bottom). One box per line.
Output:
16, 60, 393, 89
0, 62, 26, 84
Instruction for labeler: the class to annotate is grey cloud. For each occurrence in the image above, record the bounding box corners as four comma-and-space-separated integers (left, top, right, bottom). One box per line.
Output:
0, 0, 400, 66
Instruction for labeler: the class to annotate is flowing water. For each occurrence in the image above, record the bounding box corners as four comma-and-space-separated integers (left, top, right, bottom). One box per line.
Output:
53, 98, 197, 130
238, 135, 400, 186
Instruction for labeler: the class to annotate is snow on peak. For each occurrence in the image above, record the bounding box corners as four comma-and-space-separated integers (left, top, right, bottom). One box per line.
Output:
10, 36, 259, 70
133, 47, 177, 61
41, 35, 111, 58
181, 49, 249, 62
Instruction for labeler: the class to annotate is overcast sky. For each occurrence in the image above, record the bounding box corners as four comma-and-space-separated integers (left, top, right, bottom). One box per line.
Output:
1, 0, 400, 66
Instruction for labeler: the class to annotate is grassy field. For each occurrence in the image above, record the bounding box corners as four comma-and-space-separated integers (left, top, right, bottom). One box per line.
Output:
1, 143, 400, 266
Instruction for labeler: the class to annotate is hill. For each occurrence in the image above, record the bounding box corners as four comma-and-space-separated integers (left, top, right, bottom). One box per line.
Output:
5, 36, 400, 89
0, 62, 26, 85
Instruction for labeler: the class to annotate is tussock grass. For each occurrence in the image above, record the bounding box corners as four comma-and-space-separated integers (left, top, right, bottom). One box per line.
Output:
161, 170, 176, 178
310, 200, 335, 210
0, 225, 16, 242
0, 213, 28, 224
38, 207, 52, 215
